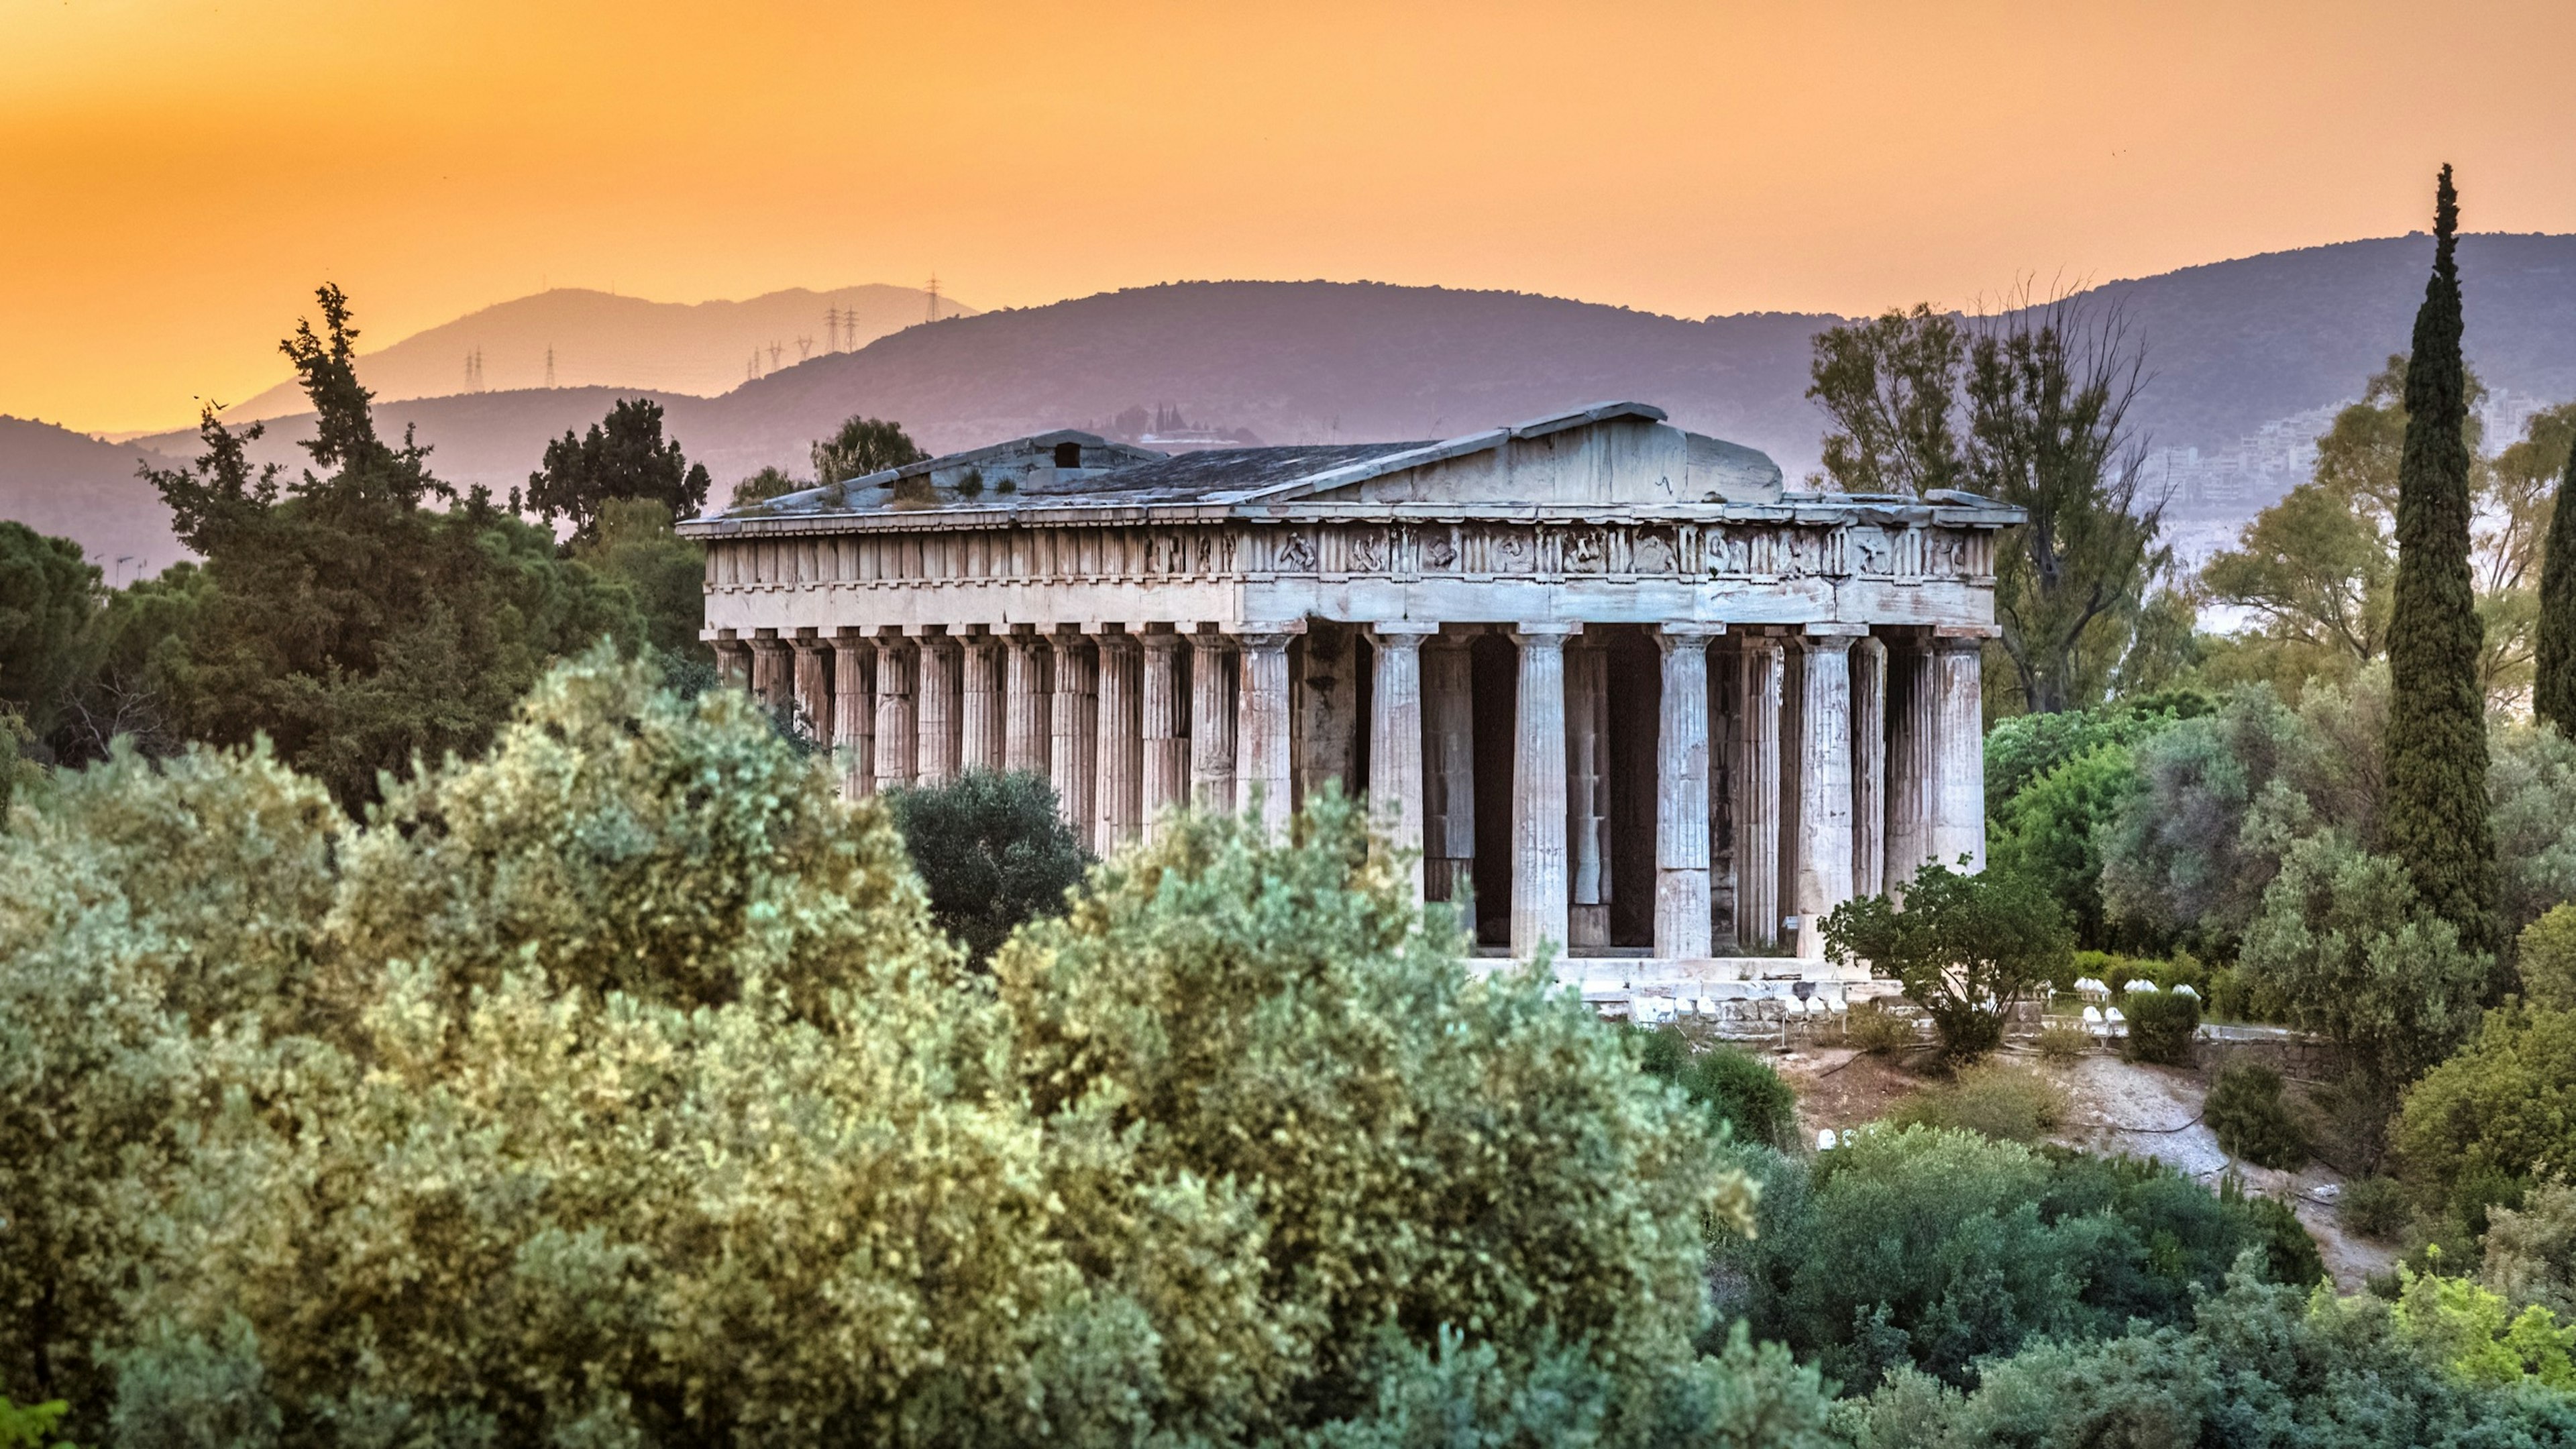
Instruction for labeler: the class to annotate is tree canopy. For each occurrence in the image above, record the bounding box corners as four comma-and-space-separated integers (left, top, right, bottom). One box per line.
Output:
523, 396, 712, 541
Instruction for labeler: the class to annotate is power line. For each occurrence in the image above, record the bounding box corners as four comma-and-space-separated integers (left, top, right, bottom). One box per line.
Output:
544, 345, 556, 388
926, 273, 941, 323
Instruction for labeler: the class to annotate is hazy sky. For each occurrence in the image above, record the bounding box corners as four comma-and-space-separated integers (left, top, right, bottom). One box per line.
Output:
7, 0, 2574, 432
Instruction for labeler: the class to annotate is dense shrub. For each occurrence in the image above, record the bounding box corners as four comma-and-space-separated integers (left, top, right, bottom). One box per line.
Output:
2123, 989, 2202, 1066
1845, 1000, 1916, 1054
2036, 1021, 2092, 1063
883, 768, 1089, 961
2480, 1181, 2576, 1320
1635, 1028, 1799, 1149
1711, 1127, 2317, 1392
2207, 1059, 2310, 1169
1823, 861, 2073, 1059
2397, 1008, 2576, 1231
1989, 743, 2144, 949
2341, 1176, 2413, 1242
1890, 1063, 2066, 1144
2518, 902, 2576, 1010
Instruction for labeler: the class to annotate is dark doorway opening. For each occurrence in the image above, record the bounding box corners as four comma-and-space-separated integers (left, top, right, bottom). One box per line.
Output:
1469, 633, 1517, 947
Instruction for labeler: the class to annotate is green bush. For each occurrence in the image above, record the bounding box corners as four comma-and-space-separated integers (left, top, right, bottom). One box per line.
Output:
1846, 1000, 1917, 1055
1890, 1062, 2067, 1144
1634, 1028, 1798, 1149
883, 768, 1089, 962
2518, 903, 2576, 1010
2480, 1179, 2576, 1319
2340, 1176, 2413, 1242
2037, 1021, 2093, 1063
2396, 1007, 2576, 1231
2207, 1059, 2310, 1169
1823, 861, 2074, 1060
2123, 989, 2202, 1066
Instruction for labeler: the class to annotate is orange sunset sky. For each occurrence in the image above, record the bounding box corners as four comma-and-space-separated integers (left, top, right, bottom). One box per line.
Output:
6, 0, 2575, 434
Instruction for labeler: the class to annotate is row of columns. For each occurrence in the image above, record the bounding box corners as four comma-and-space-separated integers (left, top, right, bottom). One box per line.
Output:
722, 621, 1985, 962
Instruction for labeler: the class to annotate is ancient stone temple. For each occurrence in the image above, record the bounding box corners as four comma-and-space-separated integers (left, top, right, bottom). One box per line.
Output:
680, 401, 2018, 1006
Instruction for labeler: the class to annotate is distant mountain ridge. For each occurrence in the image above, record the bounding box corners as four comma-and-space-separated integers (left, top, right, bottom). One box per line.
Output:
40, 233, 2576, 576
218, 283, 973, 423
0, 417, 188, 578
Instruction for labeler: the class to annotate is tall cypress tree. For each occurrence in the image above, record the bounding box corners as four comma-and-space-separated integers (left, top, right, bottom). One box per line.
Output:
2536, 439, 2576, 733
2383, 164, 2497, 957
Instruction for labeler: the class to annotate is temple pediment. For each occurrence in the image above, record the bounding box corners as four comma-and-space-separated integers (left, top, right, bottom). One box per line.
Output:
1232, 402, 1785, 508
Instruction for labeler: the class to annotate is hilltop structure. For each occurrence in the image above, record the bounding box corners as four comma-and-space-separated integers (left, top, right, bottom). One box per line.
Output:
680, 402, 2019, 1008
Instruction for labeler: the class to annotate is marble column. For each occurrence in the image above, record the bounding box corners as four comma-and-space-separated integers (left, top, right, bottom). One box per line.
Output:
748, 633, 790, 712
714, 637, 751, 690
1140, 631, 1189, 841
1734, 635, 1783, 949
1189, 631, 1237, 811
1004, 629, 1053, 778
1886, 639, 1938, 892
1368, 624, 1434, 897
1051, 633, 1099, 833
1794, 633, 1857, 959
1852, 635, 1888, 900
914, 631, 959, 784
1422, 636, 1477, 904
1093, 632, 1142, 852
873, 633, 917, 794
1654, 625, 1721, 960
1931, 637, 1988, 873
1564, 638, 1612, 949
792, 633, 833, 747
830, 632, 875, 800
1237, 629, 1296, 836
958, 629, 1005, 774
1509, 624, 1577, 960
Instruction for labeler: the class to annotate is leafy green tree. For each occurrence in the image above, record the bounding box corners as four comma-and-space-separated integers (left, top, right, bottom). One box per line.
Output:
2479, 1179, 2576, 1321
1806, 304, 1968, 496
2397, 1007, 2576, 1230
2199, 476, 2394, 682
0, 523, 99, 748
2535, 415, 2576, 733
727, 464, 804, 510
883, 769, 1090, 963
523, 396, 712, 541
139, 286, 641, 810
568, 497, 708, 661
1823, 859, 2074, 1058
811, 415, 927, 487
2516, 904, 2576, 1011
2382, 167, 2500, 960
1633, 1028, 1799, 1149
1989, 743, 2143, 949
2241, 829, 2490, 1107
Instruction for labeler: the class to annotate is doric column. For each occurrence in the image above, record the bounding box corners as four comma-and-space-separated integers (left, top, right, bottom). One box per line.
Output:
1794, 631, 1857, 959
1564, 637, 1612, 949
958, 629, 1005, 774
1886, 638, 1938, 892
1368, 625, 1435, 897
1189, 631, 1237, 812
1509, 624, 1577, 960
914, 631, 959, 785
872, 633, 917, 793
714, 637, 751, 691
1655, 625, 1722, 960
1931, 636, 1988, 873
1735, 635, 1783, 949
1423, 636, 1477, 904
1852, 635, 1888, 900
830, 632, 874, 800
1051, 633, 1099, 833
1237, 628, 1297, 836
1093, 631, 1142, 852
1004, 629, 1053, 778
748, 633, 790, 713
1139, 630, 1189, 841
791, 633, 834, 750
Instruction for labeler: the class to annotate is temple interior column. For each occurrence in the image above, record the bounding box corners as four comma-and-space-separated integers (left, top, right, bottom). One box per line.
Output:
1509, 624, 1576, 959
873, 632, 918, 794
1139, 631, 1189, 841
1711, 645, 1739, 950
830, 631, 874, 801
1368, 624, 1433, 897
1852, 635, 1888, 900
914, 631, 959, 784
1734, 635, 1783, 949
958, 629, 1004, 774
1564, 637, 1612, 948
1004, 628, 1053, 777
1422, 635, 1477, 904
1237, 628, 1297, 835
1931, 636, 1988, 872
714, 637, 751, 691
1886, 637, 1937, 891
791, 632, 833, 750
1654, 625, 1720, 960
1794, 632, 1857, 959
1190, 631, 1238, 811
1093, 631, 1142, 852
1051, 633, 1099, 833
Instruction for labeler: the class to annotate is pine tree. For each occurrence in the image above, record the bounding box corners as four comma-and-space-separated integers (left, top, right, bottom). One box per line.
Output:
2383, 165, 2498, 957
2536, 439, 2576, 733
